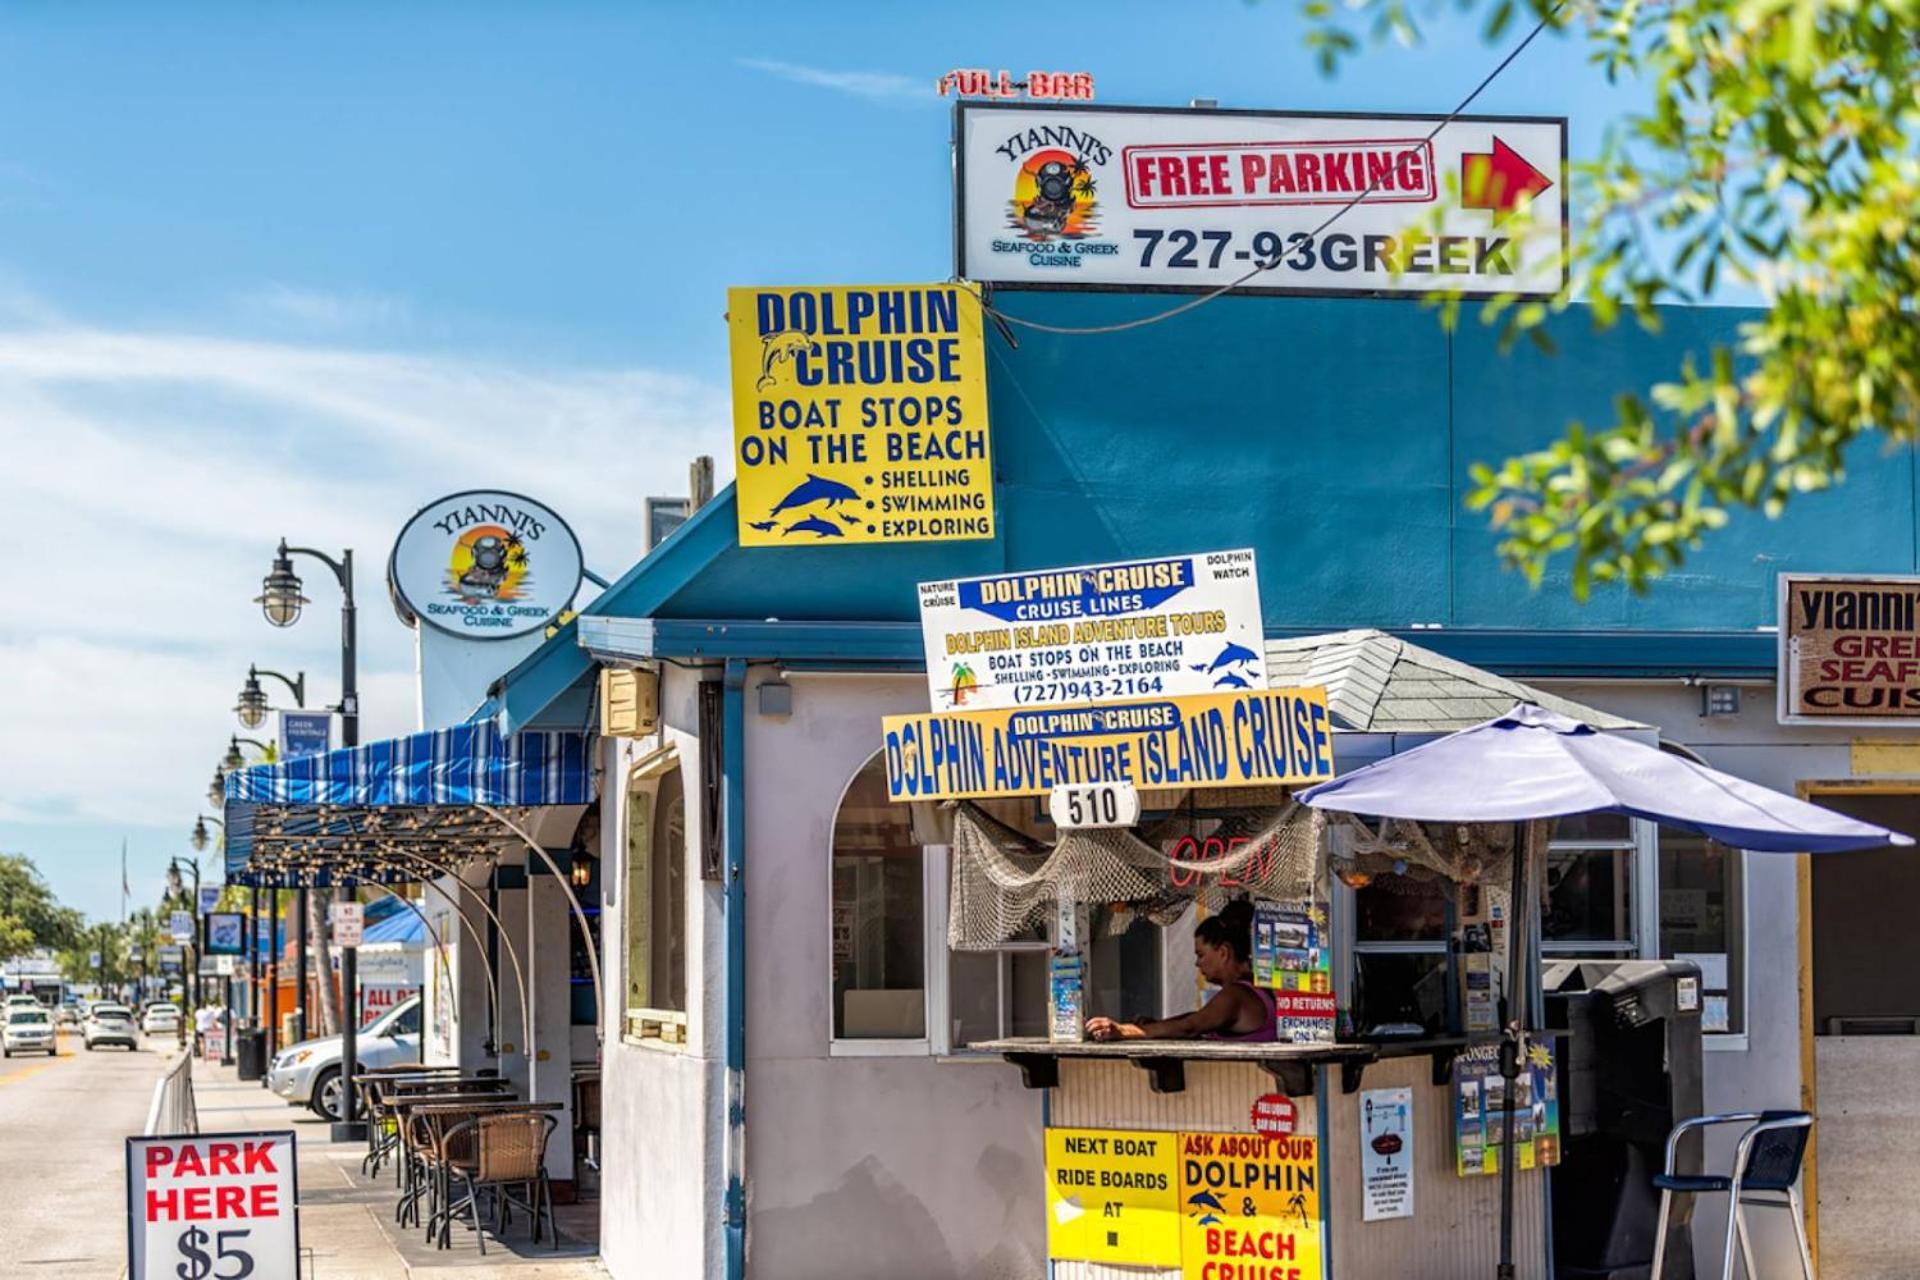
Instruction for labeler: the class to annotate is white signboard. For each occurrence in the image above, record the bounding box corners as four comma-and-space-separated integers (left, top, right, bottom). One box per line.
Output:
918, 549, 1266, 710
170, 912, 194, 943
126, 1130, 299, 1280
1360, 1086, 1414, 1221
1049, 782, 1141, 830
389, 490, 584, 641
957, 103, 1566, 298
329, 902, 364, 949
196, 887, 221, 916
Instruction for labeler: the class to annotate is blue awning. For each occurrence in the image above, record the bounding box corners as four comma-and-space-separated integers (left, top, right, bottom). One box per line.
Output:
224, 724, 594, 888
361, 908, 427, 946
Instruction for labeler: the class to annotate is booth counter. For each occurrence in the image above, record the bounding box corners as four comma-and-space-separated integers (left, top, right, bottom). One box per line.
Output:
973, 1037, 1551, 1279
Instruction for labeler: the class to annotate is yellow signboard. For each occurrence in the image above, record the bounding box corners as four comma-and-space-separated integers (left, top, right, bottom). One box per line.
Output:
728, 283, 994, 546
881, 687, 1334, 802
1178, 1132, 1324, 1280
1044, 1127, 1183, 1267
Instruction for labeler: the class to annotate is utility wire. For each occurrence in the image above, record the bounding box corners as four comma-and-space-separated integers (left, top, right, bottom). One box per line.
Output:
977, 8, 1563, 337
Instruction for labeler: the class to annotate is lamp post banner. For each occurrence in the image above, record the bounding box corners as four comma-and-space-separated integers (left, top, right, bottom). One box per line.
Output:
956, 102, 1567, 299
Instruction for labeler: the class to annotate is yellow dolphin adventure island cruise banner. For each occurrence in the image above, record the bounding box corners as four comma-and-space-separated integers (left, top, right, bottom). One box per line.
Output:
882, 687, 1334, 802
728, 283, 995, 546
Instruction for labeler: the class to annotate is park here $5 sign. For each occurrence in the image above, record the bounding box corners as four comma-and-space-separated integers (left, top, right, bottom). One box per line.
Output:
127, 1130, 299, 1280
729, 284, 995, 547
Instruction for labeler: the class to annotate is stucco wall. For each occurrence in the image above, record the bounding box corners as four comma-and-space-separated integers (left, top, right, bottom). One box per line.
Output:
743, 669, 1048, 1280
600, 676, 727, 1280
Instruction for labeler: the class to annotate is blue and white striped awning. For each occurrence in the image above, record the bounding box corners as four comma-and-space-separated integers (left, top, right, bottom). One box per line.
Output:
223, 724, 594, 888
227, 723, 592, 808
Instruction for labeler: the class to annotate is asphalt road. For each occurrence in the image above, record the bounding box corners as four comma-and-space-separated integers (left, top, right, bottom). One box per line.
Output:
0, 1027, 173, 1276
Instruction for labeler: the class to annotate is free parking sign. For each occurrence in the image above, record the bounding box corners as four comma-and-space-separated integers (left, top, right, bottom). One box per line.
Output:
126, 1130, 299, 1279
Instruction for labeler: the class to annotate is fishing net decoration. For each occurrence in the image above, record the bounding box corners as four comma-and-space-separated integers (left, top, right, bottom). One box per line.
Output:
945, 798, 1529, 949
945, 798, 1327, 949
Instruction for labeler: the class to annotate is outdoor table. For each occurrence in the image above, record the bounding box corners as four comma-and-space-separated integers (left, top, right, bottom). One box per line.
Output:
970, 1035, 1559, 1278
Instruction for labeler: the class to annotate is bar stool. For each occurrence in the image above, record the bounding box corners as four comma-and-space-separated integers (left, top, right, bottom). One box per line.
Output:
1651, 1110, 1815, 1280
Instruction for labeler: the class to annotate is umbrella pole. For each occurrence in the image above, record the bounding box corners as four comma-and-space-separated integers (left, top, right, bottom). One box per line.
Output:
1497, 820, 1531, 1280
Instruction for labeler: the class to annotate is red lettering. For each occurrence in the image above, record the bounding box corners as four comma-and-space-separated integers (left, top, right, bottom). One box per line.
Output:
1241, 153, 1267, 192
252, 1184, 280, 1217
1267, 155, 1297, 193
1133, 155, 1157, 199
1157, 156, 1186, 197
243, 1140, 278, 1174
175, 1146, 205, 1178
146, 1188, 179, 1221
215, 1185, 245, 1217
1208, 154, 1230, 196
208, 1142, 239, 1177
145, 1145, 175, 1180
183, 1187, 211, 1219
1295, 154, 1323, 192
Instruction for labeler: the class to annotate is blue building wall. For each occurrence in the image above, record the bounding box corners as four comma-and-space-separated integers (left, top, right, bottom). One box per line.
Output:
662, 295, 1916, 630
495, 295, 1915, 728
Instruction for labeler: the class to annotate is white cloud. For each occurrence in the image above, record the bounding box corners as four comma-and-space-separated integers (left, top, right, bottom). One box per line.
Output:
737, 57, 931, 105
0, 309, 732, 836
237, 284, 412, 330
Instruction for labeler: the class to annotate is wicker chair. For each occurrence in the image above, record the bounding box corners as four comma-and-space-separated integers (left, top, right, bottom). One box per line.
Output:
437, 1112, 560, 1253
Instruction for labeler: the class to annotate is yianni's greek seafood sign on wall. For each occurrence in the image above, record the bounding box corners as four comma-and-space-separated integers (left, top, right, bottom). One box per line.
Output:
728, 283, 994, 546
918, 550, 1266, 710
388, 490, 584, 640
956, 101, 1566, 299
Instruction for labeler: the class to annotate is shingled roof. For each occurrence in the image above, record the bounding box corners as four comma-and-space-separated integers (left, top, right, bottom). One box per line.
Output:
1264, 629, 1645, 734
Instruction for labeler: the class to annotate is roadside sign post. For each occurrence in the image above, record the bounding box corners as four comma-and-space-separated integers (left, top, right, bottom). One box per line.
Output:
126, 1130, 299, 1280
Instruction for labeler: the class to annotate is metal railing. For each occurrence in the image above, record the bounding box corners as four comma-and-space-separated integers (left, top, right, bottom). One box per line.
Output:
144, 1048, 198, 1136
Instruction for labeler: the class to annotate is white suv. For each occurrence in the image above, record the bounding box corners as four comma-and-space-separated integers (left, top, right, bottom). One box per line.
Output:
3, 1007, 56, 1057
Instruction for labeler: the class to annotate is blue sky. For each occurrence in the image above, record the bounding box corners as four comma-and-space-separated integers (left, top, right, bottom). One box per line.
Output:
0, 3, 1646, 919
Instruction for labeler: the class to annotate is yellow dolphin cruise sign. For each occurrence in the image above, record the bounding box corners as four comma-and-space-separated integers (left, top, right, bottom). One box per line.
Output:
882, 687, 1334, 802
728, 283, 995, 547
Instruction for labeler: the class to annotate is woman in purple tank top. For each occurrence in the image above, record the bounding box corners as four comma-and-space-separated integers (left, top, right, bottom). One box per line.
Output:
1086, 900, 1277, 1043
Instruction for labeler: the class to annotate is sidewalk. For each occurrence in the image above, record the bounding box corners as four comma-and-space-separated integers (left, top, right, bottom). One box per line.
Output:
192, 1060, 606, 1279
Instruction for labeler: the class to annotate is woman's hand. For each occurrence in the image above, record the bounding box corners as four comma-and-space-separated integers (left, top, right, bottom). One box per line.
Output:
1087, 1017, 1146, 1041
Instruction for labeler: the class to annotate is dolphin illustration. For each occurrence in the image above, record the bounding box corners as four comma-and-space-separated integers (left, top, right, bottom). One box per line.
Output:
768, 473, 860, 519
1191, 640, 1261, 674
1197, 1213, 1223, 1226
838, 511, 862, 525
782, 514, 845, 538
756, 330, 820, 392
1214, 672, 1252, 689
1187, 1191, 1226, 1212
748, 520, 778, 532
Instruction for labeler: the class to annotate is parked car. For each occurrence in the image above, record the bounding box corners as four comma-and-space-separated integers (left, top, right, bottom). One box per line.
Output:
4, 1007, 56, 1057
142, 1003, 182, 1036
83, 1003, 139, 1051
268, 995, 423, 1120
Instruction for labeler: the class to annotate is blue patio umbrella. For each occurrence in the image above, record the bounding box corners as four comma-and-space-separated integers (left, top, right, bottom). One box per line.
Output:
1298, 702, 1911, 852
1298, 702, 1909, 1279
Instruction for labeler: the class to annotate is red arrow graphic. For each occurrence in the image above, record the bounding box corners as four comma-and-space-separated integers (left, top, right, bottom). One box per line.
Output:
1460, 137, 1552, 215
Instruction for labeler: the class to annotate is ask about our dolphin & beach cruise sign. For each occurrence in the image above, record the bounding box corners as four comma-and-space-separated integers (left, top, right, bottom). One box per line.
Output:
728, 283, 995, 547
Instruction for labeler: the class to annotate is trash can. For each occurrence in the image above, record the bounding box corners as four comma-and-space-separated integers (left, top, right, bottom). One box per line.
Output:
236, 1029, 268, 1081
1545, 959, 1706, 1280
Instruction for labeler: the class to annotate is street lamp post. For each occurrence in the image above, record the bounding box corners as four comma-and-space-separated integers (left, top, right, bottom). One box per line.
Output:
258, 538, 363, 1140
233, 666, 306, 731
164, 856, 201, 1042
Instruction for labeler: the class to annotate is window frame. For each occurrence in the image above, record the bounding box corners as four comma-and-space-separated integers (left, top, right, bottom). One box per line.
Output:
827, 752, 933, 1056
1539, 817, 1647, 957
622, 745, 688, 1049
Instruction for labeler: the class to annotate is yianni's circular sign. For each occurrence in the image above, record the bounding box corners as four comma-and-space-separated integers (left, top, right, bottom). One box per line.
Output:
389, 489, 583, 641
